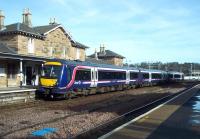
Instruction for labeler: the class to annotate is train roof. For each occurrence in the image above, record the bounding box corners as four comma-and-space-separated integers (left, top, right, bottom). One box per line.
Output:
139, 68, 167, 73
168, 71, 184, 74
46, 59, 139, 70
45, 59, 177, 74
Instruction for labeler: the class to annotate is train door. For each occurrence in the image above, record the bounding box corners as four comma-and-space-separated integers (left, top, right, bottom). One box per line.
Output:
126, 70, 130, 84
91, 68, 98, 87
149, 72, 152, 82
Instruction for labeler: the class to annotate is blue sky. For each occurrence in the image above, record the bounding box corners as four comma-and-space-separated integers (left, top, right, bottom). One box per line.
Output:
1, 0, 200, 63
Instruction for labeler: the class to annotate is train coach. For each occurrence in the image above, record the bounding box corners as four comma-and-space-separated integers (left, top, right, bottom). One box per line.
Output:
140, 69, 168, 86
168, 71, 184, 81
38, 59, 181, 98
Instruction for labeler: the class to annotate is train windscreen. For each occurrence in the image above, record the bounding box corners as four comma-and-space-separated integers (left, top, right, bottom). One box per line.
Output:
42, 65, 62, 78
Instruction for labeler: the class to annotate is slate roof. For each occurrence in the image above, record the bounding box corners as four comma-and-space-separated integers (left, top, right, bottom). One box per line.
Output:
0, 23, 43, 39
88, 50, 125, 59
0, 23, 89, 49
0, 44, 17, 54
85, 57, 110, 64
71, 41, 89, 49
33, 24, 60, 35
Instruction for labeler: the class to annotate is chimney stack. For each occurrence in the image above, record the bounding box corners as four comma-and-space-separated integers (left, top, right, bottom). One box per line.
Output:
49, 17, 57, 25
0, 10, 5, 30
100, 44, 106, 54
22, 8, 32, 27
49, 18, 53, 25
95, 48, 98, 60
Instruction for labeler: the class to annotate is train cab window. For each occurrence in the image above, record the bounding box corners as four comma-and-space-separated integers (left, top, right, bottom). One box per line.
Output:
67, 68, 72, 82
130, 72, 138, 79
143, 73, 149, 79
42, 65, 62, 78
75, 69, 91, 81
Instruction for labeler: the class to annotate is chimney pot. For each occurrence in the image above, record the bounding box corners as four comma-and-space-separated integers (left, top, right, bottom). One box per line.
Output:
95, 48, 98, 60
49, 18, 52, 25
100, 44, 106, 54
49, 17, 57, 25
0, 10, 5, 30
22, 8, 32, 27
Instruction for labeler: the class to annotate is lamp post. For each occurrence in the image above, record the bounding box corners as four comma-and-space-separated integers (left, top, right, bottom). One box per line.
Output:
191, 63, 193, 79
148, 62, 151, 70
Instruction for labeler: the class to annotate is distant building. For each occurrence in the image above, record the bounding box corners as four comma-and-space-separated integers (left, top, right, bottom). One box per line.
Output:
0, 9, 88, 87
88, 45, 125, 66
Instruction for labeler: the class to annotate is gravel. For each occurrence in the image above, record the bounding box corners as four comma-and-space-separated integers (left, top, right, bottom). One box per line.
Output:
0, 83, 191, 138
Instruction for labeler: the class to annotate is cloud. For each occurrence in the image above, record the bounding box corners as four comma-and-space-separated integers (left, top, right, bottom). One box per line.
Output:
43, 0, 200, 63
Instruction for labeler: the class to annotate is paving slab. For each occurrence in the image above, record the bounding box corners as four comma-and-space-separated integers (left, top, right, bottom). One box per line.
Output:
100, 85, 200, 139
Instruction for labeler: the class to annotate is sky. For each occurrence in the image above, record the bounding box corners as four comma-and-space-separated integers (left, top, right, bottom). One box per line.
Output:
1, 0, 200, 64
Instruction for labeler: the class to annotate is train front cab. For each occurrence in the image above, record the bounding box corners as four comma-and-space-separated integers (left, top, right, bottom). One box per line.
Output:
38, 61, 67, 98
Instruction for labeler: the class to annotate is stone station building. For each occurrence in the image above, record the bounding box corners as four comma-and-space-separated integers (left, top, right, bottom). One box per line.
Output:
88, 45, 125, 66
0, 9, 88, 88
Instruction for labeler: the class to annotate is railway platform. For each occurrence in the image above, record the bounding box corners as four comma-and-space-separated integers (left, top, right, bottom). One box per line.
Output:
100, 84, 200, 139
0, 87, 36, 105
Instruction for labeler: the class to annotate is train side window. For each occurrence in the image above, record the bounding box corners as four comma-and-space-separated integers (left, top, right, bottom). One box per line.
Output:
174, 74, 181, 78
75, 69, 91, 81
143, 73, 149, 79
152, 73, 162, 79
130, 72, 138, 79
169, 74, 173, 78
91, 70, 94, 80
96, 70, 98, 80
98, 70, 126, 80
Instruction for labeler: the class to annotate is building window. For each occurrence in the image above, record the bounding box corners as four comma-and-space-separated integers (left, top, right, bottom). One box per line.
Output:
76, 48, 80, 60
28, 38, 34, 54
7, 64, 17, 79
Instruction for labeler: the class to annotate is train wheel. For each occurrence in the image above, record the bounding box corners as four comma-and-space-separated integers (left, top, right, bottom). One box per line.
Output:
65, 92, 72, 99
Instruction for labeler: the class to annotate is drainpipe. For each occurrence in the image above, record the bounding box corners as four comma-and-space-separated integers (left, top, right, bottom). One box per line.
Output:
20, 59, 23, 88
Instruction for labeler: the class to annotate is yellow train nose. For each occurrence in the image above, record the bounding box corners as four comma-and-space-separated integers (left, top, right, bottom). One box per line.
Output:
40, 78, 57, 87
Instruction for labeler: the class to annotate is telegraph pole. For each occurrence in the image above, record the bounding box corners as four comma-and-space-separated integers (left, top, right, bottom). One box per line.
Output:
148, 62, 151, 70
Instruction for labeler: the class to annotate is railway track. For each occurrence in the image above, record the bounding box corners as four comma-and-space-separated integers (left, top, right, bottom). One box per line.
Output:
71, 86, 192, 139
0, 88, 166, 137
0, 82, 197, 138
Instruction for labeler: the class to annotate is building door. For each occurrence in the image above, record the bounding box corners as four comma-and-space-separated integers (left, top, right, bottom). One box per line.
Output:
26, 66, 32, 85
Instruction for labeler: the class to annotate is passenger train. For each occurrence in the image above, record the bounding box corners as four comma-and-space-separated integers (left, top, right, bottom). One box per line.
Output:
38, 59, 184, 98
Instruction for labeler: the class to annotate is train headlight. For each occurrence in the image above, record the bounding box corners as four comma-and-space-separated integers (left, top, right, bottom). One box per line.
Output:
56, 81, 59, 86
